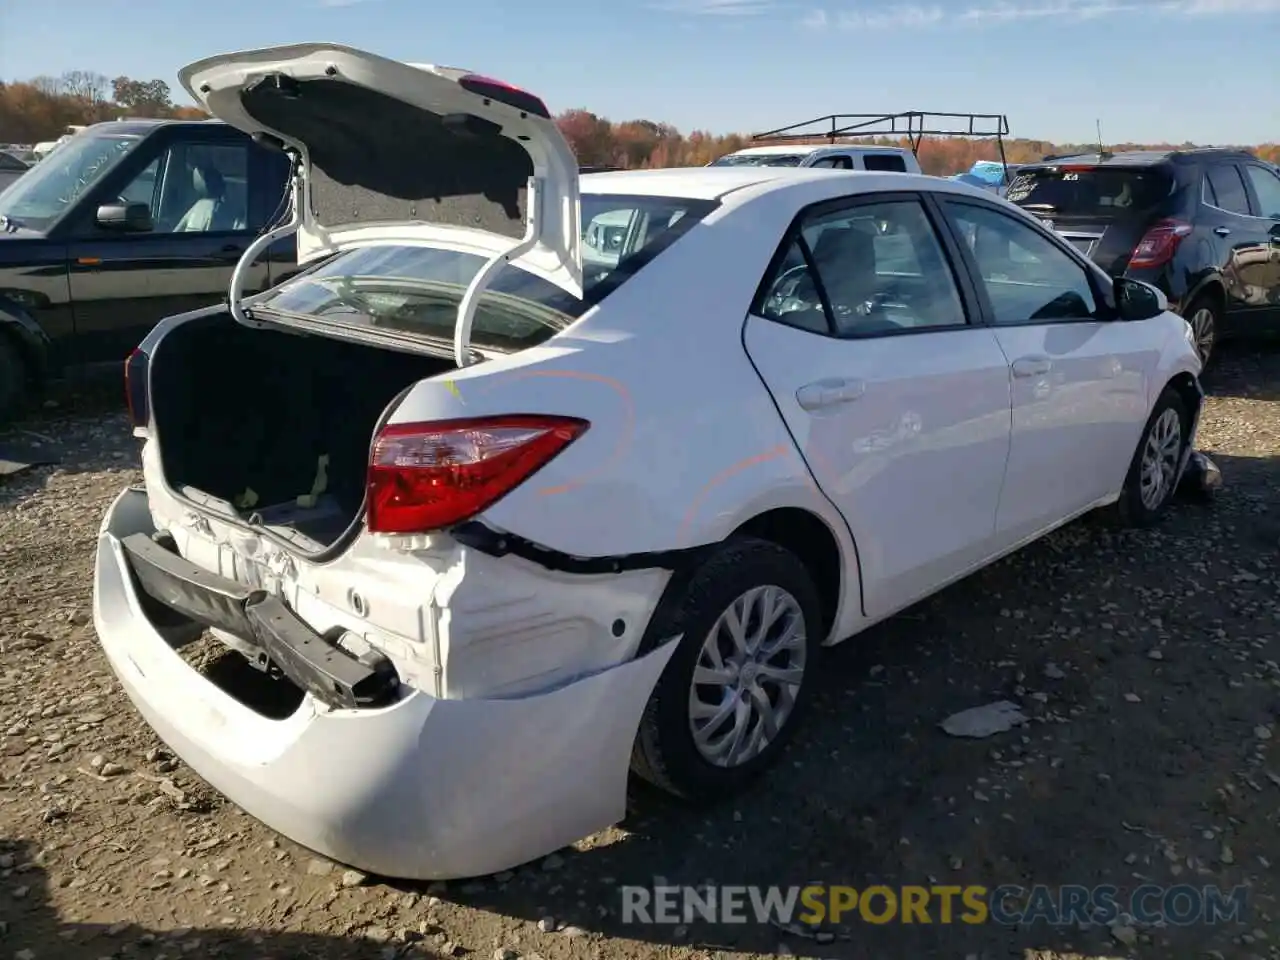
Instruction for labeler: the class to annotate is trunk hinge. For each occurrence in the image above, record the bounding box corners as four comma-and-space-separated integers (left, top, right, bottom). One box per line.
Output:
452, 176, 543, 368
229, 152, 305, 329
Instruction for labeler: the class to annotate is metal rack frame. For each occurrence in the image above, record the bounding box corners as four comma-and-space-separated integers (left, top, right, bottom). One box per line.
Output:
750, 110, 1012, 175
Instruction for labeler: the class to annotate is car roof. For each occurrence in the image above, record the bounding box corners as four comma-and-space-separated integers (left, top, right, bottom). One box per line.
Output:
581, 166, 845, 199
82, 118, 225, 137
1027, 148, 1257, 169
724, 143, 911, 158
581, 166, 1001, 204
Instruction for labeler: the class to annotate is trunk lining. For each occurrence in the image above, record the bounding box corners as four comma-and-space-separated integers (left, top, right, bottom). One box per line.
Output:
152, 314, 453, 546
239, 76, 530, 236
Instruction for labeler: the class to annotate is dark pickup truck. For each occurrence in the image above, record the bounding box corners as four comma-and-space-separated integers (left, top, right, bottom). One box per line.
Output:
0, 120, 295, 418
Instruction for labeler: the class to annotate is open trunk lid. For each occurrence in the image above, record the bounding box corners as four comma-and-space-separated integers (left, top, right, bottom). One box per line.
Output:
1006, 162, 1176, 275
179, 44, 582, 360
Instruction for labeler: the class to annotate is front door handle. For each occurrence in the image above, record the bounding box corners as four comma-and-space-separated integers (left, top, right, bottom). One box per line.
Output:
1011, 356, 1052, 378
1214, 226, 1231, 238
796, 377, 866, 411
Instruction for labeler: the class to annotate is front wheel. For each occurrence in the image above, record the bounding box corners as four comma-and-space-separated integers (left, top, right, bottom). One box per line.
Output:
1108, 387, 1188, 528
631, 537, 823, 802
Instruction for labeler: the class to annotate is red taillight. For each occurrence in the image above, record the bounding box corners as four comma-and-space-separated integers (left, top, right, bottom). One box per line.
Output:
124, 348, 150, 428
366, 415, 588, 535
457, 74, 550, 119
1128, 219, 1192, 270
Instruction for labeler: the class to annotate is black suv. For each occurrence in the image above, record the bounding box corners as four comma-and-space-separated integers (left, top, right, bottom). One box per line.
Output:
1004, 149, 1280, 365
0, 119, 295, 418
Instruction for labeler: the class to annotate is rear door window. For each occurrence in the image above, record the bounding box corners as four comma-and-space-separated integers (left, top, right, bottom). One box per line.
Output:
862, 154, 909, 173
757, 197, 968, 337
1005, 167, 1172, 217
1204, 164, 1251, 216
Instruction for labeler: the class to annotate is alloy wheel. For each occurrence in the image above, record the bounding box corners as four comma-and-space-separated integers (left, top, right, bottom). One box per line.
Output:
1189, 307, 1215, 366
687, 585, 808, 768
1139, 408, 1183, 511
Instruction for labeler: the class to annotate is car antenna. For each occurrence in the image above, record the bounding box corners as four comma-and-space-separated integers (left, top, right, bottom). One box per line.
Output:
1096, 119, 1112, 162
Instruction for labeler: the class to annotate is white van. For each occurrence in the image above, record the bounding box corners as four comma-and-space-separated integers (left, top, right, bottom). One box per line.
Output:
709, 143, 921, 174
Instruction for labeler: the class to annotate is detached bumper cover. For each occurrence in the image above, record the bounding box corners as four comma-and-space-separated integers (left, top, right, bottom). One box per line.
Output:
94, 487, 676, 880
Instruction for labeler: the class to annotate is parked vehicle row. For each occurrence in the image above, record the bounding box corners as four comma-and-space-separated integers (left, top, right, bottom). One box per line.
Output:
1003, 150, 1280, 366
94, 44, 1205, 881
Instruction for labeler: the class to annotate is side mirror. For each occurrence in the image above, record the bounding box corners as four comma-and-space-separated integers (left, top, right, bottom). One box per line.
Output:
1114, 277, 1166, 321
96, 201, 152, 232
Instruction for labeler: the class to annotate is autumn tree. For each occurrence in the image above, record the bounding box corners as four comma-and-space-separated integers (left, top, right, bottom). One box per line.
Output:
111, 76, 173, 117
0, 73, 206, 142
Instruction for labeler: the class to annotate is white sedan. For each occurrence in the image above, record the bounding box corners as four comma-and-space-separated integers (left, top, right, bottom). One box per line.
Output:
94, 44, 1203, 880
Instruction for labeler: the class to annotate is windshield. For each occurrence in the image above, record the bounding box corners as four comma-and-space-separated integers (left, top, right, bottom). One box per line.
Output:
0, 133, 143, 231
253, 194, 717, 352
710, 153, 806, 168
1005, 167, 1173, 218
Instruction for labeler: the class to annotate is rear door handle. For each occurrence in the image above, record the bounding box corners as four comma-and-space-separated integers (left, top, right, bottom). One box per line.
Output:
1011, 356, 1052, 378
1214, 226, 1231, 237
796, 377, 866, 411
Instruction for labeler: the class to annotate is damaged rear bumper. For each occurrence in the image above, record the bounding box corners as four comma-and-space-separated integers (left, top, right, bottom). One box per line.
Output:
93, 486, 676, 880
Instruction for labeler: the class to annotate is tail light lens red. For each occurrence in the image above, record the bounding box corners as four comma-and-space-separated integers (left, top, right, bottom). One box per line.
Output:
1128, 219, 1192, 269
366, 415, 589, 535
124, 348, 150, 428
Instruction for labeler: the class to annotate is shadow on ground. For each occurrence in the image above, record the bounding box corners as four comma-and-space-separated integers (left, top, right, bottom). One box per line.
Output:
0, 839, 447, 959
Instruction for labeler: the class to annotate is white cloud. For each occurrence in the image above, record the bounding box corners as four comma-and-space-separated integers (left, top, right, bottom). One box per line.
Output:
836, 3, 944, 25
799, 0, 1277, 27
651, 0, 779, 13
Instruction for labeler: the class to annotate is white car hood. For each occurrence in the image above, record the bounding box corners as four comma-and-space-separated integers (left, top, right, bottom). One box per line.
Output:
179, 43, 582, 297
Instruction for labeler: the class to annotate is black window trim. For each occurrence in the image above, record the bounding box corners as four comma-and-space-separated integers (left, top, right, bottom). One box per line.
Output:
930, 193, 1120, 330
748, 189, 984, 342
1200, 162, 1255, 219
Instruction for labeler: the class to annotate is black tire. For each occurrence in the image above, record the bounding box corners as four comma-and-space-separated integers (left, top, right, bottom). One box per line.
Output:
0, 334, 27, 424
1183, 294, 1220, 370
1108, 387, 1189, 528
631, 536, 823, 803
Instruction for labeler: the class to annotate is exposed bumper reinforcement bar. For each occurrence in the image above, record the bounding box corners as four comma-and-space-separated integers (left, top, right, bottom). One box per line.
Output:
120, 533, 399, 710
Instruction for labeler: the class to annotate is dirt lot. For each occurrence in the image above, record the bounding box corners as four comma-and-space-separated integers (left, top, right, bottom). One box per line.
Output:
0, 348, 1277, 960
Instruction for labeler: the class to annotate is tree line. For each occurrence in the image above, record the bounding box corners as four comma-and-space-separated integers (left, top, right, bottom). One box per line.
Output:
3, 73, 1276, 173
0, 73, 204, 143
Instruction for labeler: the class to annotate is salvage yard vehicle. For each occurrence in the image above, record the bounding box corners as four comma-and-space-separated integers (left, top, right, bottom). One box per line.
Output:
0, 118, 294, 420
1005, 149, 1280, 366
709, 143, 922, 173
95, 44, 1205, 881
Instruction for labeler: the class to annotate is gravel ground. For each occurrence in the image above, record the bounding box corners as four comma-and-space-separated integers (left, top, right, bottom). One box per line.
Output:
0, 348, 1277, 960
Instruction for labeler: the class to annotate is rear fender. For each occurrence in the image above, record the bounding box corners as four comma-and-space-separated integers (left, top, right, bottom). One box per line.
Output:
385, 338, 864, 643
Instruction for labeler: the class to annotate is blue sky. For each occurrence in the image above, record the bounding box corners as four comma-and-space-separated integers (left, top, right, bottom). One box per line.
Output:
1, 0, 1275, 144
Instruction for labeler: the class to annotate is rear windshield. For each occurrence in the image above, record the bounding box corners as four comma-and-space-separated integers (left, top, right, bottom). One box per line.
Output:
1005, 166, 1173, 217
253, 194, 715, 352
710, 153, 806, 167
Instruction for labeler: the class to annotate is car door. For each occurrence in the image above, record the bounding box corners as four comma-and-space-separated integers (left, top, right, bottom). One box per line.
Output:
1239, 161, 1280, 320
742, 191, 1012, 620
1201, 162, 1273, 321
936, 196, 1154, 546
63, 129, 276, 363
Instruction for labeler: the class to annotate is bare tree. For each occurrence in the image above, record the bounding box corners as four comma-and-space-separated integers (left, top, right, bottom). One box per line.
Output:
30, 75, 64, 96
61, 71, 109, 105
